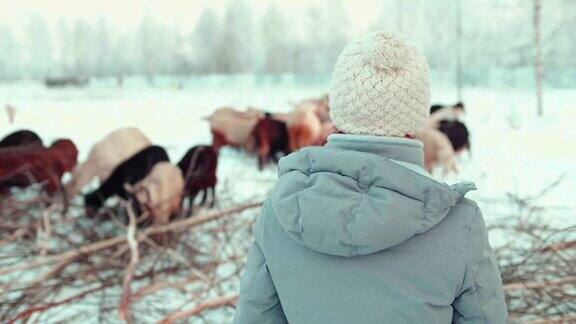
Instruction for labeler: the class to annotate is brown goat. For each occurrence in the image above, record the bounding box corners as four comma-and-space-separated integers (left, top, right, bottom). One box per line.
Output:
0, 139, 78, 194
418, 127, 458, 175
251, 117, 289, 170
288, 103, 322, 152
177, 145, 218, 215
207, 107, 262, 151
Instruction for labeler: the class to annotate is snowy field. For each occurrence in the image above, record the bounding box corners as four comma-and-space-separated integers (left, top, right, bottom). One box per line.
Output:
1, 79, 575, 244
0, 78, 575, 322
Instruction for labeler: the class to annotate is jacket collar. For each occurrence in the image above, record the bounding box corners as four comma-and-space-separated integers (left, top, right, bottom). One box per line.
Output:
325, 134, 424, 167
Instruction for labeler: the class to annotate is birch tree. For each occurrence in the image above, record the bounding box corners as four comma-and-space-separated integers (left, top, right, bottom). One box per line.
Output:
455, 0, 463, 101
533, 0, 544, 116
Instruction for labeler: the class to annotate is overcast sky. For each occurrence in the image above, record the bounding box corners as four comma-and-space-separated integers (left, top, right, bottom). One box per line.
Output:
0, 0, 381, 34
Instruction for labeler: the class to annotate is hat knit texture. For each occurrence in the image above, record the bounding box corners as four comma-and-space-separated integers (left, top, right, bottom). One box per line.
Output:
329, 31, 431, 137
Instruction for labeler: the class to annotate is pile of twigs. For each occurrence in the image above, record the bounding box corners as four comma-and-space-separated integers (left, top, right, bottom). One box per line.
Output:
0, 189, 261, 323
1, 178, 575, 323
487, 179, 576, 323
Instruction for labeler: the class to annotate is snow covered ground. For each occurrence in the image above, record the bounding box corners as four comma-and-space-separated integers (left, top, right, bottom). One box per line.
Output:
1, 78, 575, 241
0, 78, 575, 322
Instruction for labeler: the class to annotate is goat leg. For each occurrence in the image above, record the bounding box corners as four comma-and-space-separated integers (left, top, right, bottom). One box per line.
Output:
200, 189, 208, 205
209, 187, 216, 208
187, 193, 197, 217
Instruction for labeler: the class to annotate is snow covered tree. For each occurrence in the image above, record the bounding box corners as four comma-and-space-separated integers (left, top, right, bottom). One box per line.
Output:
0, 26, 22, 80
455, 0, 463, 100
533, 0, 543, 116
259, 2, 291, 75
191, 8, 221, 74
94, 17, 112, 78
110, 32, 134, 85
396, 0, 404, 34
0, 0, 574, 85
297, 0, 349, 74
320, 0, 350, 72
136, 12, 159, 84
371, 0, 394, 32
26, 14, 53, 79
55, 19, 71, 76
71, 20, 94, 77
218, 0, 255, 73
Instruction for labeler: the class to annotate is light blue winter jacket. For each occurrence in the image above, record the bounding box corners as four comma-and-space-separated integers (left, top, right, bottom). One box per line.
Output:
234, 134, 508, 324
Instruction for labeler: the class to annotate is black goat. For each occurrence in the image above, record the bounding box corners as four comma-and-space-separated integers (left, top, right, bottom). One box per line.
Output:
438, 120, 470, 153
0, 129, 43, 149
84, 145, 169, 215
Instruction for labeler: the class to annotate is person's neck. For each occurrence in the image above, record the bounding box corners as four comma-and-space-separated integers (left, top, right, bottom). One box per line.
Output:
325, 134, 424, 167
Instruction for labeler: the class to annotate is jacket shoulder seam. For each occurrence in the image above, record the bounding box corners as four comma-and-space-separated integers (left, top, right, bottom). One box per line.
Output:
457, 206, 476, 295
347, 163, 377, 256
464, 206, 489, 321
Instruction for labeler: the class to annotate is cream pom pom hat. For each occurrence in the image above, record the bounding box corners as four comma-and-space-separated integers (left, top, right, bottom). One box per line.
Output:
329, 31, 431, 137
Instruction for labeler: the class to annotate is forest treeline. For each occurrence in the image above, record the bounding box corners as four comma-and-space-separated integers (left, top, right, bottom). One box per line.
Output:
0, 0, 574, 84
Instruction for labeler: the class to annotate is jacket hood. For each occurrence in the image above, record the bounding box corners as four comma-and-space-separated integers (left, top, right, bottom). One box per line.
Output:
270, 134, 476, 257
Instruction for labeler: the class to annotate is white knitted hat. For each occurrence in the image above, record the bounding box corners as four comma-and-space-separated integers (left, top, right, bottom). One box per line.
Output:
329, 31, 431, 137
